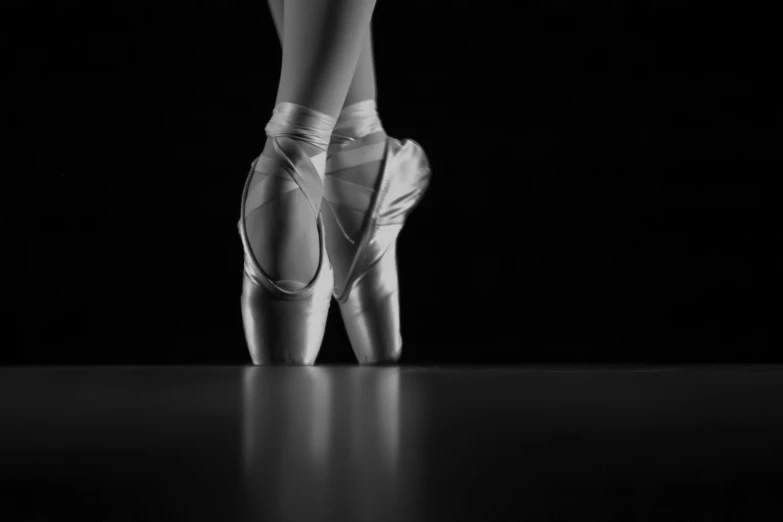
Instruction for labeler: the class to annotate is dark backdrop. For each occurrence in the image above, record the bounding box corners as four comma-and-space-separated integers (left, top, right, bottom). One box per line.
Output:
5, 0, 780, 364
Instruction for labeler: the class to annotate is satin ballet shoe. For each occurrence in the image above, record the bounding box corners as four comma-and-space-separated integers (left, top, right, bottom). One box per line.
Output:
238, 137, 334, 365
323, 133, 431, 364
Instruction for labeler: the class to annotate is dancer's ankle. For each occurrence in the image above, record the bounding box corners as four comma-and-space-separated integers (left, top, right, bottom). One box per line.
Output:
331, 99, 384, 144
262, 102, 335, 179
265, 101, 335, 151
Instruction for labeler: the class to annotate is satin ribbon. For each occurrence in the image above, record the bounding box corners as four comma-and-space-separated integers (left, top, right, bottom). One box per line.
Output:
331, 99, 384, 144
325, 99, 387, 244
264, 102, 336, 151
260, 101, 358, 244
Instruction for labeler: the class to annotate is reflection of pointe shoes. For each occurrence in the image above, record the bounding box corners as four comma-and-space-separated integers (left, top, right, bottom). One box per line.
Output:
323, 133, 431, 364
238, 137, 333, 365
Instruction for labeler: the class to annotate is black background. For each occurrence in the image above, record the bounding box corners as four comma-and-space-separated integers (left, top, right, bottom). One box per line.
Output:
5, 0, 781, 364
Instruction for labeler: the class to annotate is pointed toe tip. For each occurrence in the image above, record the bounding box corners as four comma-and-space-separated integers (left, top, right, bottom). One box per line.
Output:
355, 340, 402, 366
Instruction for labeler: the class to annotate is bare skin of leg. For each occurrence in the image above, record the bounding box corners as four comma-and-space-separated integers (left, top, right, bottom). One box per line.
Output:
266, 0, 377, 109
247, 0, 378, 286
275, 0, 377, 118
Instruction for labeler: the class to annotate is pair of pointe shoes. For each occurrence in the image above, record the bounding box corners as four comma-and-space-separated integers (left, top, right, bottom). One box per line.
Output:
238, 131, 431, 365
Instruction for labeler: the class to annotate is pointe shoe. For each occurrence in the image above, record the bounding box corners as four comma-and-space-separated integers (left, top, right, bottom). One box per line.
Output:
323, 133, 431, 364
238, 137, 334, 365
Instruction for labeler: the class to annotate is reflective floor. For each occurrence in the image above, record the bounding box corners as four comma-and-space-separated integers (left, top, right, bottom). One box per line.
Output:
1, 365, 782, 521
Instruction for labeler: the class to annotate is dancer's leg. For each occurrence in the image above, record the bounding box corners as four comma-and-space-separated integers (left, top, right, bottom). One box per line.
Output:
266, 0, 376, 109
324, 33, 387, 291
267, 0, 284, 41
245, 0, 378, 288
342, 26, 377, 107
275, 0, 376, 117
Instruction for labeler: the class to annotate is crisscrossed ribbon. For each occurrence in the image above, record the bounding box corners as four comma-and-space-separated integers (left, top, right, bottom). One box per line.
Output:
322, 99, 387, 244
245, 101, 388, 246
269, 102, 360, 245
